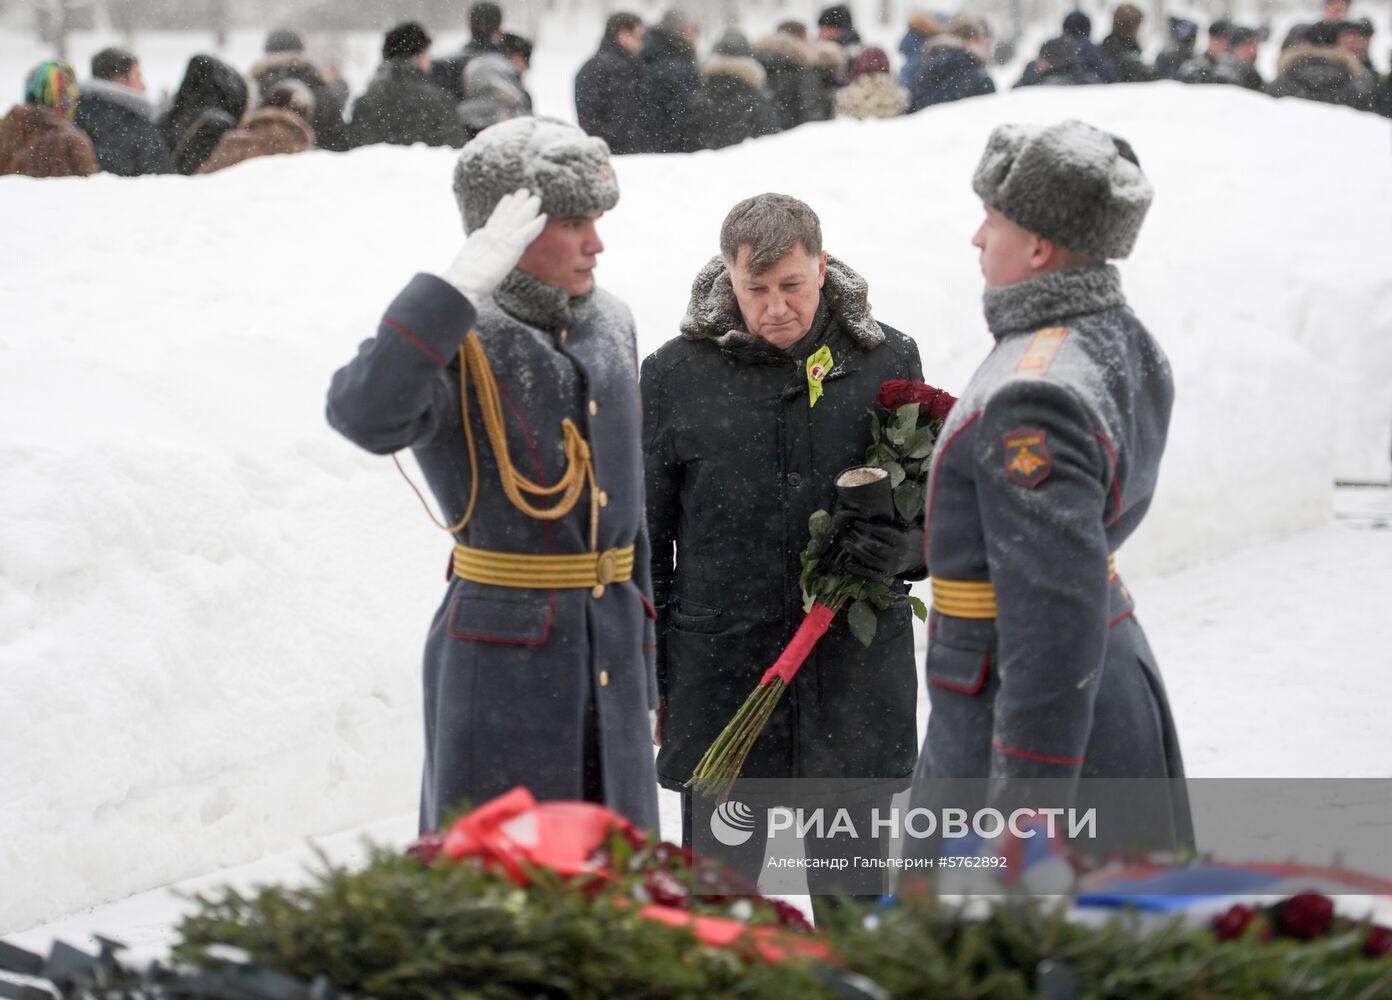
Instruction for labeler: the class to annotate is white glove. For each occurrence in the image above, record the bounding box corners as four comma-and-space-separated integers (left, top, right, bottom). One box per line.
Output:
440, 188, 547, 302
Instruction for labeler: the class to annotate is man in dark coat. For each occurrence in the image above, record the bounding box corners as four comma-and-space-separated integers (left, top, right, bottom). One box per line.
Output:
1015, 37, 1107, 87
909, 17, 996, 111
1059, 11, 1120, 81
350, 22, 465, 149
249, 29, 351, 152
575, 12, 653, 155
1179, 24, 1264, 89
643, 193, 925, 899
1175, 19, 1232, 84
1152, 17, 1198, 80
909, 121, 1192, 878
692, 31, 782, 150
642, 9, 700, 153
327, 117, 660, 833
159, 53, 247, 174
431, 2, 504, 102
755, 25, 824, 131
72, 47, 172, 175
1267, 21, 1376, 109
457, 34, 534, 142
1100, 4, 1155, 83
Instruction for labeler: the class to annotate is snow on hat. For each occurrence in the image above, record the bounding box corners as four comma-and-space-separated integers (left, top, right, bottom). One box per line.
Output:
383, 21, 431, 60
24, 59, 79, 118
265, 28, 304, 54
453, 116, 620, 234
849, 46, 891, 80
818, 4, 853, 29
972, 120, 1153, 260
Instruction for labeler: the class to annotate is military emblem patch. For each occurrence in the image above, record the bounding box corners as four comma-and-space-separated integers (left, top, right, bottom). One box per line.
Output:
1003, 428, 1052, 487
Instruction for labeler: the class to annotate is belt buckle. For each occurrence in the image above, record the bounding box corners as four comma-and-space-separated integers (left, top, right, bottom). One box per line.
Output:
596, 548, 618, 585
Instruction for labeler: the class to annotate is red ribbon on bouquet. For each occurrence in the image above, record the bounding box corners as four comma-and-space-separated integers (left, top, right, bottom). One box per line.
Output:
760, 602, 838, 685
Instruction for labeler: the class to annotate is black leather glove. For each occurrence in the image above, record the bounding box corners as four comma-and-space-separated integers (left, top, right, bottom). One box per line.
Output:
829, 516, 926, 580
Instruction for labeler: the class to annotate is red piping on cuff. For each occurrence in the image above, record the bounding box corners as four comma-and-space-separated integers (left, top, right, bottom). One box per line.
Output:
992, 741, 1083, 765
382, 317, 447, 368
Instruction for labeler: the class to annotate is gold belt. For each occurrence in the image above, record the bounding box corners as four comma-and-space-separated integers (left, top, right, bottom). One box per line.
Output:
932, 555, 1118, 619
452, 543, 634, 590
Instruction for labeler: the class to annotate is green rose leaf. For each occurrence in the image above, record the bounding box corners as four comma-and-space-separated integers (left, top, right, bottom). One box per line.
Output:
894, 481, 924, 523
884, 461, 906, 489
847, 599, 878, 647
907, 595, 928, 621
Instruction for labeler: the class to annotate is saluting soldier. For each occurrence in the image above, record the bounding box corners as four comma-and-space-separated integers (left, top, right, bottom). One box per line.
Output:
913, 120, 1192, 854
327, 117, 659, 832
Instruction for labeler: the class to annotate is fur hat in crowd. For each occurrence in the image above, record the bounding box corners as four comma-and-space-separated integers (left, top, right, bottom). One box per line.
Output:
818, 4, 854, 29
453, 116, 620, 234
383, 21, 431, 60
713, 29, 755, 58
264, 29, 304, 54
972, 120, 1153, 260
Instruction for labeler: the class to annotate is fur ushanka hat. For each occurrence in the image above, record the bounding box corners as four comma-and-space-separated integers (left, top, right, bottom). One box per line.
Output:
453, 116, 620, 234
972, 119, 1153, 260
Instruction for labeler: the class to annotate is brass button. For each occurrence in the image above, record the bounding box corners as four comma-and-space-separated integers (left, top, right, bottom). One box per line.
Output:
599, 670, 610, 687
596, 549, 618, 585
591, 584, 606, 599
588, 400, 598, 416
598, 489, 609, 508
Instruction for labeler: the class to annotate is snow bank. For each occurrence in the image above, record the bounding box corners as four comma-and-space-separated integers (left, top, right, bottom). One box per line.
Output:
1, 83, 1388, 932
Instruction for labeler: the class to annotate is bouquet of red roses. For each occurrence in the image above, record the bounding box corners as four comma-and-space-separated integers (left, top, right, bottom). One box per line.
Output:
687, 380, 956, 799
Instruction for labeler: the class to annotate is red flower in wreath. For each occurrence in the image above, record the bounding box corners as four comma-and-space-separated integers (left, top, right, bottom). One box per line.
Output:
876, 379, 957, 422
1212, 904, 1259, 942
1277, 893, 1335, 940
1365, 925, 1392, 958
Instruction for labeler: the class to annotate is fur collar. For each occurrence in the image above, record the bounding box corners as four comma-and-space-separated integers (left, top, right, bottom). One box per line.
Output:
243, 106, 314, 143
983, 265, 1126, 337
679, 253, 884, 348
754, 32, 814, 66
249, 52, 328, 88
493, 267, 593, 333
1278, 44, 1365, 77
81, 77, 158, 120
702, 55, 767, 89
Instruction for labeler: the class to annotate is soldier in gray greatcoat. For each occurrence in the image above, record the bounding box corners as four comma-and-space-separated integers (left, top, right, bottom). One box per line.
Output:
326, 117, 659, 833
911, 121, 1192, 864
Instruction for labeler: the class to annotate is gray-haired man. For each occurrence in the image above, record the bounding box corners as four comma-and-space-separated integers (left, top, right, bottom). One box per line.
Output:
911, 121, 1192, 870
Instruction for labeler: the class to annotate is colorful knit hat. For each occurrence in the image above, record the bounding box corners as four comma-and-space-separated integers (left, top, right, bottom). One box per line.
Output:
24, 59, 79, 118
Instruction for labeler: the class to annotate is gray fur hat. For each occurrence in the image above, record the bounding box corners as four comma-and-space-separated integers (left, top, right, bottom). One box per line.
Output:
453, 116, 620, 234
972, 120, 1153, 260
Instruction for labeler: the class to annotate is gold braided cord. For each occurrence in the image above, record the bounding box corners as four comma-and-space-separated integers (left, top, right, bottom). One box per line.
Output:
394, 329, 599, 550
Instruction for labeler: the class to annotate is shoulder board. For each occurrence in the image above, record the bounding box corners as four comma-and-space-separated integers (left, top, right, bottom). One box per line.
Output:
1015, 326, 1069, 377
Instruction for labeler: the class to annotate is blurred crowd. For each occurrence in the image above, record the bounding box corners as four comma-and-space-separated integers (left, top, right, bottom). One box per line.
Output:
2, 0, 1388, 180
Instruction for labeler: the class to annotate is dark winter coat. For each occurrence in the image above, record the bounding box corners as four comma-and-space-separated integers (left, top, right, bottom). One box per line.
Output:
457, 53, 532, 141
913, 265, 1191, 850
160, 54, 248, 175
755, 32, 823, 131
1100, 33, 1154, 83
327, 270, 660, 832
1152, 42, 1195, 80
430, 36, 497, 103
642, 25, 700, 153
248, 52, 351, 152
1267, 45, 1376, 110
1015, 39, 1108, 88
0, 104, 98, 177
195, 106, 315, 174
642, 255, 925, 792
897, 16, 935, 89
691, 56, 781, 151
574, 40, 652, 155
72, 79, 173, 175
349, 59, 466, 149
1177, 52, 1264, 90
909, 39, 996, 111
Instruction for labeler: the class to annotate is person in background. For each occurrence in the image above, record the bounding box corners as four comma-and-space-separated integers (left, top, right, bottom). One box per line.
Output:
835, 46, 908, 119
1282, 0, 1352, 51
249, 29, 350, 152
0, 59, 97, 177
1337, 18, 1380, 79
1268, 20, 1376, 110
72, 47, 172, 175
908, 13, 996, 111
327, 118, 660, 835
350, 21, 465, 149
1061, 10, 1120, 81
898, 12, 939, 89
817, 4, 862, 51
196, 79, 316, 174
1153, 17, 1199, 79
457, 32, 534, 141
160, 53, 248, 174
692, 29, 781, 150
575, 12, 652, 155
432, 2, 504, 102
1176, 20, 1233, 83
757, 20, 840, 128
1016, 36, 1107, 87
1100, 4, 1155, 83
643, 7, 701, 153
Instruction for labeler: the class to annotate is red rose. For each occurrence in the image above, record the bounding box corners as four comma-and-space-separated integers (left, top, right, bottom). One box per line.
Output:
875, 379, 958, 422
770, 898, 815, 933
1365, 926, 1392, 958
1277, 893, 1335, 940
643, 869, 690, 908
405, 832, 445, 867
1212, 904, 1259, 942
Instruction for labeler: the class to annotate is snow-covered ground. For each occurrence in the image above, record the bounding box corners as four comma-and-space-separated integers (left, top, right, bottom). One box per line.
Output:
1, 42, 1390, 939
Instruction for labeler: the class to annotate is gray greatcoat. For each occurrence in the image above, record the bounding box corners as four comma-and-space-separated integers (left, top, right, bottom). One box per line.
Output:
913, 265, 1192, 849
327, 271, 660, 832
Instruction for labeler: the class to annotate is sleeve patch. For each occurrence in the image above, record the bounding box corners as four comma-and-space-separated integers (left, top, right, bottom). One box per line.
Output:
1003, 428, 1052, 487
1015, 326, 1069, 376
